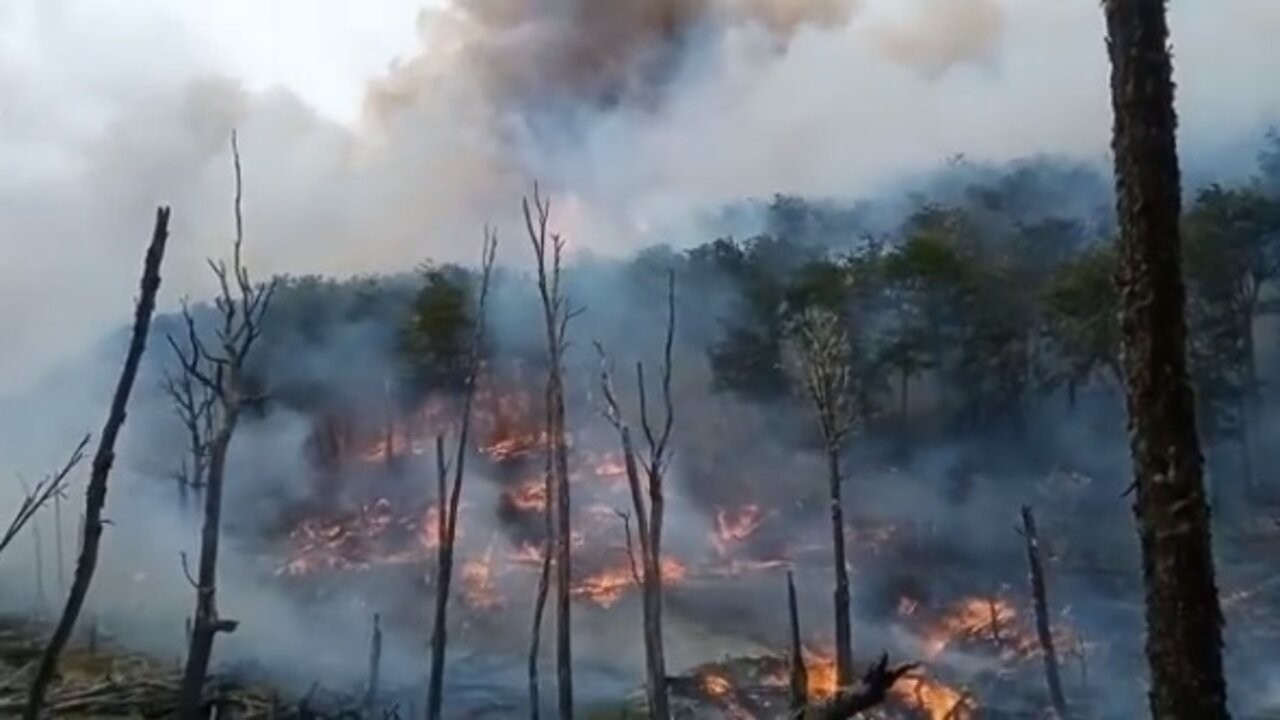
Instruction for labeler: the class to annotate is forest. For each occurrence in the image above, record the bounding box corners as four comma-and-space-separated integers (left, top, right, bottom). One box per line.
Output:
1, 2, 1276, 720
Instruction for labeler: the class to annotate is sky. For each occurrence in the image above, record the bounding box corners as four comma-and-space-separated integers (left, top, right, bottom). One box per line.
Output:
1, 0, 1278, 397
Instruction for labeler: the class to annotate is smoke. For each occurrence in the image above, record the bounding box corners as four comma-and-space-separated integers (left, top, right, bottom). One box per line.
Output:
3, 0, 1280, 713
2, 0, 1277, 395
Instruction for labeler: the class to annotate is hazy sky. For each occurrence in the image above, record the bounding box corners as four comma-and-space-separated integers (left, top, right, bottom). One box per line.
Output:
1, 0, 1278, 396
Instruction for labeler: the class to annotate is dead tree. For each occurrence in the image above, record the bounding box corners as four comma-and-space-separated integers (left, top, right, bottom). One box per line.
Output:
1103, 1, 1230, 717
162, 351, 215, 511
25, 207, 172, 720
524, 186, 577, 720
425, 229, 498, 720
1019, 506, 1067, 717
365, 613, 383, 717
787, 571, 808, 715
171, 132, 278, 719
596, 270, 676, 719
1, 436, 89, 560
788, 308, 856, 687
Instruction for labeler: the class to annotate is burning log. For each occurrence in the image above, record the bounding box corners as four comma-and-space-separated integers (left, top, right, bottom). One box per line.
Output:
802, 655, 918, 720
425, 227, 498, 720
24, 206, 172, 720
1019, 505, 1068, 718
170, 132, 277, 720
595, 269, 678, 719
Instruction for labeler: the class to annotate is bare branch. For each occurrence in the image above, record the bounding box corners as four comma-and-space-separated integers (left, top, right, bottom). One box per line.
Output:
0, 436, 90, 559
613, 510, 642, 587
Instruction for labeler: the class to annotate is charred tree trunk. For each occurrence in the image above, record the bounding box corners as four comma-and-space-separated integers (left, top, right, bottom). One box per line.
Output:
787, 571, 808, 715
524, 187, 576, 720
597, 272, 677, 719
364, 613, 382, 717
527, 382, 555, 720
1020, 506, 1068, 718
828, 447, 854, 687
426, 232, 496, 720
179, 421, 242, 718
25, 207, 171, 720
1103, 1, 1230, 717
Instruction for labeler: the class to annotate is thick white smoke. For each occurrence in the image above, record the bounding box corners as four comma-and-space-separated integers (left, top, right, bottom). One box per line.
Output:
2, 0, 1278, 397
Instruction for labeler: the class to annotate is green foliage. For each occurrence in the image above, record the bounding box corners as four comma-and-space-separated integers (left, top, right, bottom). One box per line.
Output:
1041, 243, 1121, 394
400, 264, 479, 394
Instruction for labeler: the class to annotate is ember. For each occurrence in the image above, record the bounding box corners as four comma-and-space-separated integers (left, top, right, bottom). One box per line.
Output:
711, 504, 767, 558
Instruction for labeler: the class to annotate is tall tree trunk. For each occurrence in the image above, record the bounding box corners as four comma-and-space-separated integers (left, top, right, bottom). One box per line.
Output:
787, 571, 809, 715
179, 418, 242, 719
528, 376, 556, 720
551, 383, 573, 720
828, 447, 853, 687
1103, 1, 1230, 717
1020, 506, 1068, 718
25, 207, 171, 720
426, 438, 453, 720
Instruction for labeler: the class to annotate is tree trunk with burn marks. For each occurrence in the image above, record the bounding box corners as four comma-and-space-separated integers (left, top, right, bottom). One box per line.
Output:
1020, 506, 1068, 718
1103, 1, 1230, 717
25, 207, 171, 720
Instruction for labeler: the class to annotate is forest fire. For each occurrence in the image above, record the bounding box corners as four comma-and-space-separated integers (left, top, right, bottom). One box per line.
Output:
278, 499, 444, 577
711, 504, 768, 557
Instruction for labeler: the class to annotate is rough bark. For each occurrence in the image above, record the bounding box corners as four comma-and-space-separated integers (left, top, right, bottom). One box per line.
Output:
426, 231, 497, 720
25, 207, 171, 720
527, 376, 555, 720
1103, 1, 1230, 717
828, 447, 853, 687
1020, 506, 1068, 718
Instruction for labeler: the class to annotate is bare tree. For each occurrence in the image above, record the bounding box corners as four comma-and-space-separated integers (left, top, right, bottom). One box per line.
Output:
162, 352, 215, 511
425, 229, 498, 720
170, 132, 278, 719
786, 571, 808, 715
1019, 506, 1067, 717
1, 437, 89, 560
788, 308, 856, 687
1102, 1, 1230, 717
25, 207, 172, 720
596, 270, 676, 719
524, 186, 577, 720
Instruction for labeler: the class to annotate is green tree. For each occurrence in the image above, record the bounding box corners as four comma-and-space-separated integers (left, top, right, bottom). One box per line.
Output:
1041, 243, 1122, 407
401, 265, 479, 394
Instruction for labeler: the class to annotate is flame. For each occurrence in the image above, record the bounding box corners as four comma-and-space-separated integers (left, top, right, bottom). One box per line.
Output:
711, 504, 766, 557
889, 674, 975, 720
461, 538, 503, 611
503, 477, 548, 513
571, 555, 688, 608
700, 672, 732, 698
278, 499, 448, 576
921, 596, 1017, 660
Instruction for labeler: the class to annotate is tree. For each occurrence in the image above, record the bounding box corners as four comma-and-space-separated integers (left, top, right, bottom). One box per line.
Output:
1102, 1, 1230, 717
401, 264, 480, 395
524, 186, 577, 720
425, 230, 498, 720
787, 307, 856, 687
26, 207, 172, 720
1041, 243, 1122, 406
169, 133, 278, 719
162, 352, 215, 511
597, 270, 677, 719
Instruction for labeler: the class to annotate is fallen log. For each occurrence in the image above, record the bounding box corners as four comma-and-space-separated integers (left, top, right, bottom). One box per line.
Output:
799, 654, 918, 720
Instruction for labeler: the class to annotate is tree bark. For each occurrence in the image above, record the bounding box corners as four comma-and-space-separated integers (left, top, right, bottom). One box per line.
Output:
828, 447, 854, 687
551, 382, 573, 720
178, 418, 242, 719
1103, 1, 1231, 717
25, 207, 171, 720
1020, 506, 1068, 718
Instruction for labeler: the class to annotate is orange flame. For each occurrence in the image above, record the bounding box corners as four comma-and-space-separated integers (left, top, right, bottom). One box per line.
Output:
710, 505, 766, 558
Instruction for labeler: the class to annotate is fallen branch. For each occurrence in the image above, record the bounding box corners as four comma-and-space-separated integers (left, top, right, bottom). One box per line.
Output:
0, 436, 90, 559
